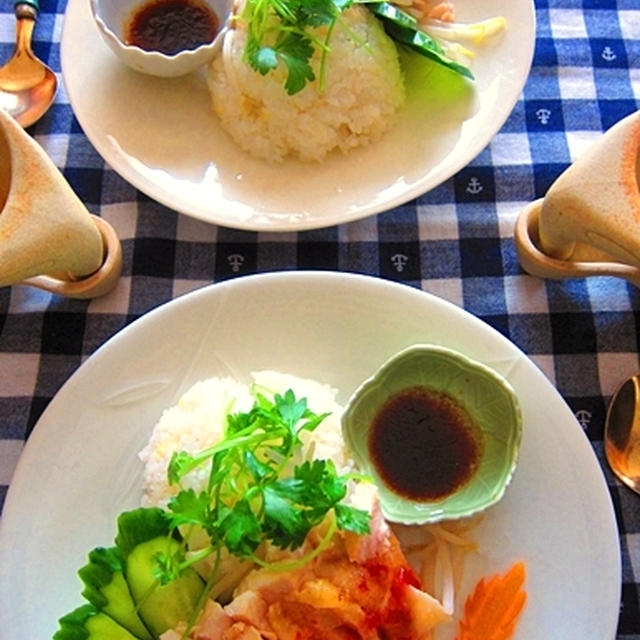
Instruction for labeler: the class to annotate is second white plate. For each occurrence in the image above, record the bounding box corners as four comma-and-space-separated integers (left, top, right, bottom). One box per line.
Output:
60, 0, 535, 231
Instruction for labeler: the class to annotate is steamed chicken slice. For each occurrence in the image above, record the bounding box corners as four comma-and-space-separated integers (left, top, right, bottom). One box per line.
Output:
179, 497, 450, 640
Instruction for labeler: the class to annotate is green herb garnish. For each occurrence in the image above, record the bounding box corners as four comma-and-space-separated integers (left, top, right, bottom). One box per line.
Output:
237, 0, 476, 95
159, 388, 370, 583
54, 389, 371, 640
241, 0, 352, 94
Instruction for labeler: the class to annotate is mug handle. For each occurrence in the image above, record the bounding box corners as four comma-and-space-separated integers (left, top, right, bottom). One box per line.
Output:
515, 200, 640, 288
19, 217, 123, 299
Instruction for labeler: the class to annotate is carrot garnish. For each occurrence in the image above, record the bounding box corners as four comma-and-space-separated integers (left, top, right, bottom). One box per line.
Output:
454, 561, 527, 640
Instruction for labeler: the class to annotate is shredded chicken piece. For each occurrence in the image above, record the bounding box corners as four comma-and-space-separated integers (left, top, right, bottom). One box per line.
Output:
183, 500, 450, 640
408, 0, 455, 22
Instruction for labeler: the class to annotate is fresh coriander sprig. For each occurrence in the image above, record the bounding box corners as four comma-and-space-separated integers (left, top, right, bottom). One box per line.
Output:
159, 388, 370, 585
237, 0, 478, 96
241, 0, 352, 94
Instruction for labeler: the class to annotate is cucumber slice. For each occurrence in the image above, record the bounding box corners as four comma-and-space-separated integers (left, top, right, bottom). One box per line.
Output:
54, 604, 140, 640
55, 508, 206, 640
124, 536, 205, 638
78, 547, 153, 640
114, 508, 205, 637
366, 1, 474, 79
114, 508, 173, 557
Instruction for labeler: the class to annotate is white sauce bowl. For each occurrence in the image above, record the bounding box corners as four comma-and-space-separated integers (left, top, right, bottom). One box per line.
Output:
91, 0, 233, 77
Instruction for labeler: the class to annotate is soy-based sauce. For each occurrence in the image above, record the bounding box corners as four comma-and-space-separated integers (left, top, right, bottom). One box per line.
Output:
125, 0, 220, 55
368, 386, 483, 501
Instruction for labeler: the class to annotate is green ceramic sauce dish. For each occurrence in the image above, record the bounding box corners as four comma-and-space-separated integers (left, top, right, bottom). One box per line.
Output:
342, 344, 523, 524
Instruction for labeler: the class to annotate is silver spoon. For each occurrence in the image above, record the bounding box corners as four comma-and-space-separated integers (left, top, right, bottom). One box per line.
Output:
605, 374, 640, 493
0, 0, 57, 128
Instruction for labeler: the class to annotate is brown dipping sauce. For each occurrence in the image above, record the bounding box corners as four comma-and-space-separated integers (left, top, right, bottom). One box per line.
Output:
125, 0, 220, 55
368, 386, 483, 501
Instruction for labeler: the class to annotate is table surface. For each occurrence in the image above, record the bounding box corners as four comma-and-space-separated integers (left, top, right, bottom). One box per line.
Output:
1, 0, 639, 637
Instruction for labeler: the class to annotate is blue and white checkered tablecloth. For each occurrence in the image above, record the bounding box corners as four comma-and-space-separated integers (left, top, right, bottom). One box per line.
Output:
1, 0, 639, 636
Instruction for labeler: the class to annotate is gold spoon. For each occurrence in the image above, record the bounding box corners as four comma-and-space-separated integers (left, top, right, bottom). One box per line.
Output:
0, 0, 57, 128
605, 374, 640, 494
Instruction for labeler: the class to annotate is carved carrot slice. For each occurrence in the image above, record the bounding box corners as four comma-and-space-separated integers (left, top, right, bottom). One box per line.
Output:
454, 562, 527, 640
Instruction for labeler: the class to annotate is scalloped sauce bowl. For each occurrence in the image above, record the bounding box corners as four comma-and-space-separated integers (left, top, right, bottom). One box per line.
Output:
342, 344, 523, 524
90, 0, 232, 77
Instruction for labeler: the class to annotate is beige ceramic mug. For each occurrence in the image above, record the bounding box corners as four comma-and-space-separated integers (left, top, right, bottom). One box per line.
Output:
0, 108, 121, 297
515, 110, 640, 286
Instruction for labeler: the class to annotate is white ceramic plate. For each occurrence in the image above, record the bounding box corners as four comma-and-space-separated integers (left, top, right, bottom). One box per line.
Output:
60, 0, 535, 231
0, 272, 620, 639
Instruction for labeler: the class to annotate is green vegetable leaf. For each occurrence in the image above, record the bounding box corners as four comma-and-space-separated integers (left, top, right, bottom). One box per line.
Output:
335, 503, 371, 534
300, 412, 332, 433
146, 389, 369, 611
273, 33, 316, 95
294, 459, 347, 510
169, 389, 369, 556
276, 388, 308, 430
220, 498, 263, 556
167, 489, 210, 528
167, 451, 196, 486
263, 483, 309, 549
239, 0, 476, 94
244, 449, 274, 482
58, 387, 372, 640
242, 0, 327, 94
297, 0, 344, 26
153, 547, 185, 586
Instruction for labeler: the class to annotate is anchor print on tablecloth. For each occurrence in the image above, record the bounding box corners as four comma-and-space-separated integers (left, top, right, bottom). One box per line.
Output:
575, 409, 592, 430
227, 253, 245, 272
391, 254, 409, 272
466, 177, 483, 195
601, 46, 616, 62
536, 108, 551, 125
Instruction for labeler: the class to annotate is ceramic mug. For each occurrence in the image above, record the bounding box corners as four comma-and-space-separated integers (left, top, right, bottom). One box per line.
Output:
0, 108, 122, 298
515, 110, 640, 286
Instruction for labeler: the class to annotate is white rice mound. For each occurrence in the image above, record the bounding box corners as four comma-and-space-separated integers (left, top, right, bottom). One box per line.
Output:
207, 5, 406, 163
139, 371, 350, 509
